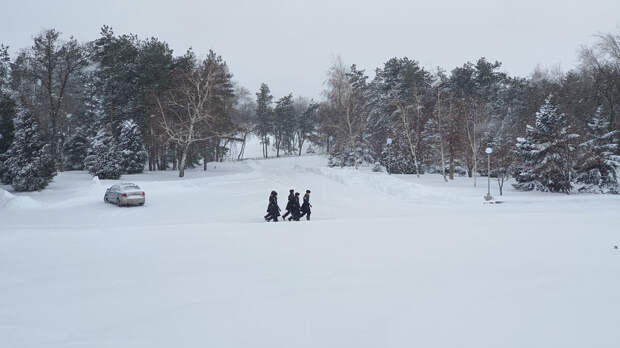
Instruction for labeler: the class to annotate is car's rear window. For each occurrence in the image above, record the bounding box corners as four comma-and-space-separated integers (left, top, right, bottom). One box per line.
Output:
122, 185, 140, 190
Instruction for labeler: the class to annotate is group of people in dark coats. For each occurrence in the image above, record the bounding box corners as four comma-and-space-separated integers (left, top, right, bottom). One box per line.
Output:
264, 189, 312, 222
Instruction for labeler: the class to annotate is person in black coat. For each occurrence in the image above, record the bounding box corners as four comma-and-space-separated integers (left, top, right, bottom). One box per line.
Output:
282, 189, 295, 220
288, 192, 301, 221
299, 190, 312, 220
264, 191, 281, 222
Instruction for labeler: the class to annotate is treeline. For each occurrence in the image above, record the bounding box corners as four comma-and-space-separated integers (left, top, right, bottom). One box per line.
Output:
0, 27, 618, 194
317, 34, 620, 194
0, 27, 259, 189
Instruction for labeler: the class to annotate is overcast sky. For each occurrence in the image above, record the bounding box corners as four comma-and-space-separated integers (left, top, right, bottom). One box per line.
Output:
1, 0, 619, 98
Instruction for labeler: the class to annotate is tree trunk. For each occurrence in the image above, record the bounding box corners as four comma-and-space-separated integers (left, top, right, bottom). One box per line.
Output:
326, 136, 330, 154
149, 131, 155, 171
203, 143, 208, 171
50, 117, 58, 169
497, 176, 504, 196
473, 151, 477, 186
57, 133, 65, 172
437, 90, 447, 182
152, 143, 158, 170
351, 136, 359, 169
172, 143, 177, 170
179, 144, 189, 178
472, 117, 477, 187
449, 149, 454, 180
238, 133, 247, 160
160, 143, 167, 170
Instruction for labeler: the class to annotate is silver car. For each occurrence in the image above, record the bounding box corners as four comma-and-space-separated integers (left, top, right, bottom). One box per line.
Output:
104, 183, 145, 206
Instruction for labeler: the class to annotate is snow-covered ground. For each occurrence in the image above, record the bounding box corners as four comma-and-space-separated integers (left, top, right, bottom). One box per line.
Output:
1, 155, 619, 348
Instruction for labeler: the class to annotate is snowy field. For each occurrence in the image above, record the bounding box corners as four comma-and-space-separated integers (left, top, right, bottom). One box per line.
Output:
1, 155, 620, 348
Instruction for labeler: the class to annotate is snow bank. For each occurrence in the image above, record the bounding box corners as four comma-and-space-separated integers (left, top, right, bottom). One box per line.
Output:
0, 188, 43, 209
296, 164, 465, 204
0, 188, 12, 207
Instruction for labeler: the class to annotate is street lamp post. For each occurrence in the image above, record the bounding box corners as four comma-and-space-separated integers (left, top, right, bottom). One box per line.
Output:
386, 138, 393, 175
484, 147, 493, 201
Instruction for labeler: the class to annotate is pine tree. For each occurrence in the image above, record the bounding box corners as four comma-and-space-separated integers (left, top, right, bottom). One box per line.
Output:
255, 83, 273, 158
0, 44, 15, 155
117, 119, 147, 174
574, 108, 619, 193
63, 126, 90, 170
3, 110, 56, 191
294, 101, 318, 156
273, 94, 295, 157
513, 96, 577, 193
83, 128, 122, 179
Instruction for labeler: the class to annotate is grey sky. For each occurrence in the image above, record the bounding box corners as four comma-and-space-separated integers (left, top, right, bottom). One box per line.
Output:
1, 0, 619, 99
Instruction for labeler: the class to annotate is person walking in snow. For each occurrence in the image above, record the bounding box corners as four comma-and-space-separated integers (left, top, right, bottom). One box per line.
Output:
288, 192, 301, 221
282, 189, 295, 220
264, 191, 281, 222
299, 190, 312, 220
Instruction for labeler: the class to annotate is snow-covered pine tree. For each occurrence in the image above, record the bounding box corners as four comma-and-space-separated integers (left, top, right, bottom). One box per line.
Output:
83, 128, 122, 179
117, 119, 147, 174
0, 44, 15, 156
574, 108, 619, 193
513, 96, 578, 193
3, 110, 56, 191
63, 126, 90, 170
378, 137, 419, 174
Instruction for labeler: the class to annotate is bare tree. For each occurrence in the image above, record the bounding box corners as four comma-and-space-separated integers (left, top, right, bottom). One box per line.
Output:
231, 85, 256, 160
435, 84, 448, 182
13, 29, 87, 169
391, 97, 421, 177
321, 58, 369, 168
157, 58, 221, 177
580, 30, 620, 131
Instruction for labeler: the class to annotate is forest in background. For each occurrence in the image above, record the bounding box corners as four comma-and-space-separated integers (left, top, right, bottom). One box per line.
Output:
0, 26, 618, 193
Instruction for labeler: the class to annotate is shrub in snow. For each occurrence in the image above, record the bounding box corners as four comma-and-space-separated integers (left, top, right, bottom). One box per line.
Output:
379, 138, 425, 175
328, 137, 375, 168
328, 147, 374, 168
83, 128, 122, 180
3, 110, 56, 191
513, 96, 578, 193
63, 126, 90, 170
117, 119, 147, 174
372, 161, 383, 172
573, 108, 619, 194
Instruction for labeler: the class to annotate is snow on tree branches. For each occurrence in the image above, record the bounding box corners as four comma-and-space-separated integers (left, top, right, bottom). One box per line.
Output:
573, 108, 620, 193
513, 96, 578, 193
83, 128, 122, 180
118, 119, 147, 174
2, 110, 56, 191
